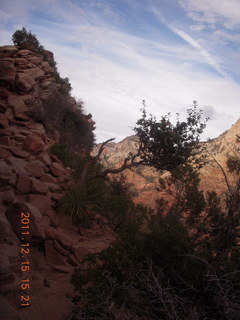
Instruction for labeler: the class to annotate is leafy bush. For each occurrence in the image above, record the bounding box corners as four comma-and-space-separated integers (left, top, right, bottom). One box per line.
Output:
12, 27, 45, 54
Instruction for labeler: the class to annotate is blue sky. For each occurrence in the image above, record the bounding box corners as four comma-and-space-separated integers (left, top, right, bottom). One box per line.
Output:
1, 0, 240, 142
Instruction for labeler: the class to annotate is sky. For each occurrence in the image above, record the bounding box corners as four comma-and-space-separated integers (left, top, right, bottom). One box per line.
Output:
0, 0, 240, 143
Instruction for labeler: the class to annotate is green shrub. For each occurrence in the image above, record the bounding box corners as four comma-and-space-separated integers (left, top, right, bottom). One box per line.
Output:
57, 180, 106, 226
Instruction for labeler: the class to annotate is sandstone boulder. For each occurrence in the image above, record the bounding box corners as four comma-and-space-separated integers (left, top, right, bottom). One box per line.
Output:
0, 60, 16, 85
45, 240, 67, 266
25, 160, 45, 177
31, 178, 48, 194
8, 94, 27, 117
23, 135, 44, 154
50, 162, 66, 177
40, 174, 57, 184
16, 72, 35, 93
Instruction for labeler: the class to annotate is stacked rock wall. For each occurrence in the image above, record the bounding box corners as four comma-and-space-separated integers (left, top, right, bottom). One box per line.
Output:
0, 45, 116, 320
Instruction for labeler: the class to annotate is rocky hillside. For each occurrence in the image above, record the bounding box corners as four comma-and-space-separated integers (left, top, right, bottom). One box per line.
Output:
0, 45, 116, 320
94, 119, 240, 208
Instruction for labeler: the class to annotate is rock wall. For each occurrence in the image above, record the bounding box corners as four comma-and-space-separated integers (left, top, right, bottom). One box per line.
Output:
0, 45, 116, 320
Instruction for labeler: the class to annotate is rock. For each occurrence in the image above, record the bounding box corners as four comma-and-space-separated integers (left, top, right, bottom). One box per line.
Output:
0, 113, 9, 128
37, 152, 52, 166
44, 227, 59, 240
5, 202, 45, 243
25, 160, 45, 177
45, 182, 63, 193
0, 147, 10, 159
73, 245, 91, 263
0, 296, 17, 319
17, 49, 34, 57
31, 178, 48, 194
50, 162, 66, 177
53, 265, 72, 273
16, 72, 35, 93
0, 272, 20, 293
40, 174, 57, 184
6, 157, 27, 175
67, 255, 79, 266
23, 135, 44, 154
8, 94, 27, 117
0, 136, 13, 146
40, 215, 51, 228
0, 60, 16, 85
0, 87, 9, 99
43, 278, 51, 288
0, 99, 8, 113
26, 55, 43, 65
16, 174, 31, 193
0, 45, 18, 55
7, 146, 29, 158
44, 209, 58, 227
53, 240, 70, 256
0, 161, 12, 185
27, 194, 52, 213
2, 189, 15, 204
55, 233, 76, 251
41, 61, 55, 74
44, 240, 67, 266
15, 57, 32, 68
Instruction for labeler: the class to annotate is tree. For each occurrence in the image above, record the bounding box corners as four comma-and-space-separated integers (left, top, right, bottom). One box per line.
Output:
88, 101, 207, 181
12, 27, 45, 54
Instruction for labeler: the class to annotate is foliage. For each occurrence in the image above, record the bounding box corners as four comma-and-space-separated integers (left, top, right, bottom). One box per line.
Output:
57, 179, 105, 227
70, 149, 240, 320
12, 27, 45, 54
134, 101, 207, 172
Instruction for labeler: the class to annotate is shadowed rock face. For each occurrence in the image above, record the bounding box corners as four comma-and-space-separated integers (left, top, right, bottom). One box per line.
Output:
0, 45, 116, 320
93, 119, 240, 208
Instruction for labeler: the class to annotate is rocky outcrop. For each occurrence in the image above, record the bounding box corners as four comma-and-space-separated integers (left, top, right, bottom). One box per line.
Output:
0, 45, 116, 320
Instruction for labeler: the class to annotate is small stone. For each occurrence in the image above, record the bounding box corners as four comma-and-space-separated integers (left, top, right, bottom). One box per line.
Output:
45, 240, 67, 266
16, 72, 35, 93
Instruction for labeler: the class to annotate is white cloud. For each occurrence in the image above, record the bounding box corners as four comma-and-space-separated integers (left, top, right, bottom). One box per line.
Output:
179, 0, 240, 29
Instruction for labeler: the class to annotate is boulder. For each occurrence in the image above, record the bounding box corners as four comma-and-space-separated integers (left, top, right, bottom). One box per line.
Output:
44, 240, 67, 266
50, 162, 66, 177
53, 240, 70, 256
0, 87, 9, 99
0, 60, 16, 85
16, 72, 35, 93
27, 194, 52, 213
44, 227, 59, 240
7, 146, 29, 158
36, 152, 52, 167
73, 245, 91, 263
8, 94, 27, 117
25, 160, 45, 177
23, 135, 44, 154
15, 57, 32, 69
5, 202, 45, 242
0, 113, 9, 129
0, 147, 10, 159
6, 157, 27, 175
2, 188, 15, 205
0, 136, 13, 146
40, 173, 57, 184
31, 178, 48, 194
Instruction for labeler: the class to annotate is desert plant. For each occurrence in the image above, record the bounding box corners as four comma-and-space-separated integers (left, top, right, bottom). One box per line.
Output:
57, 180, 106, 226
